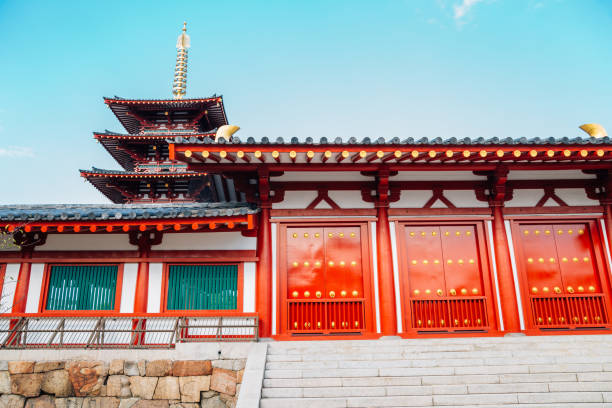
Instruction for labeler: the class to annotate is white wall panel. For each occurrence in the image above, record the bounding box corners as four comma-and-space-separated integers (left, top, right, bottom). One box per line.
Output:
370, 222, 381, 333
271, 224, 278, 335
120, 263, 139, 313
39, 234, 133, 251
273, 171, 372, 182
272, 191, 317, 209
508, 170, 595, 180
25, 264, 45, 313
147, 263, 163, 313
393, 171, 483, 181
444, 190, 489, 208
555, 188, 599, 206
154, 232, 256, 251
243, 262, 256, 313
0, 264, 20, 313
328, 191, 374, 209
505, 189, 542, 207
390, 190, 431, 208
389, 222, 403, 333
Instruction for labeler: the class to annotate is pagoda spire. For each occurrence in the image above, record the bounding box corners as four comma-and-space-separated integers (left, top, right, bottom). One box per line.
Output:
172, 22, 190, 100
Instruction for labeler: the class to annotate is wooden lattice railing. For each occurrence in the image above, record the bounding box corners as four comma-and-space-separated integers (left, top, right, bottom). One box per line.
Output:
0, 314, 258, 349
287, 299, 365, 333
530, 294, 609, 328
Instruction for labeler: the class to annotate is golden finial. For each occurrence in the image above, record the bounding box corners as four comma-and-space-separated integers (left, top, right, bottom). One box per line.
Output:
579, 123, 608, 138
172, 22, 191, 100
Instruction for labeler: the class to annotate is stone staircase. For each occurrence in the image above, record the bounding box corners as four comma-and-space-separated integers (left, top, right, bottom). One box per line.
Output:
259, 334, 612, 407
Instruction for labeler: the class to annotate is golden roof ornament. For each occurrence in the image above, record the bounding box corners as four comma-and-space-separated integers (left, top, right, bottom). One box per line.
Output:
172, 22, 190, 100
579, 123, 607, 138
215, 125, 240, 142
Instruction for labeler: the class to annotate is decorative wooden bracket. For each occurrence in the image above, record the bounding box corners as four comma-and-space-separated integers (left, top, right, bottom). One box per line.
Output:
129, 230, 163, 256
585, 170, 612, 205
474, 167, 513, 206
535, 187, 568, 207
257, 169, 285, 207
306, 189, 340, 210
361, 170, 401, 206
11, 230, 47, 255
423, 187, 457, 209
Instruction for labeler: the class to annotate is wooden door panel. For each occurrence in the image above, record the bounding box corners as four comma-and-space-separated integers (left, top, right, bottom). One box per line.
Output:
323, 227, 363, 300
404, 226, 446, 298
518, 224, 563, 295
286, 227, 324, 300
440, 225, 482, 297
554, 224, 601, 294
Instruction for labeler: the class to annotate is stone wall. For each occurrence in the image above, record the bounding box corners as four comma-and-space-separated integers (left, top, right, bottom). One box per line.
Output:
0, 358, 245, 408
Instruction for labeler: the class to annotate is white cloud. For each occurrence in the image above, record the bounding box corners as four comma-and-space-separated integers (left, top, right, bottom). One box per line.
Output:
453, 0, 484, 19
0, 146, 34, 158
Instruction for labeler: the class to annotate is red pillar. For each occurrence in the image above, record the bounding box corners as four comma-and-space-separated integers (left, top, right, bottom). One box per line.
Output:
12, 260, 31, 313
491, 204, 521, 332
256, 205, 272, 338
134, 261, 149, 314
376, 203, 397, 335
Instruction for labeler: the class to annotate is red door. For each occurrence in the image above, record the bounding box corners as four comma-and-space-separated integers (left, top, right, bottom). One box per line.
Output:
516, 221, 611, 329
283, 225, 370, 335
399, 223, 496, 333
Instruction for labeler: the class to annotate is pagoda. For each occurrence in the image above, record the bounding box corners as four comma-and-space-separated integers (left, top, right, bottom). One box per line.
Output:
81, 23, 242, 204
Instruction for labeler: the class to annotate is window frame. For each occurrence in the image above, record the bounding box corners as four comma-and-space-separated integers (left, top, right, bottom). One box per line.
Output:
161, 262, 244, 315
39, 263, 124, 315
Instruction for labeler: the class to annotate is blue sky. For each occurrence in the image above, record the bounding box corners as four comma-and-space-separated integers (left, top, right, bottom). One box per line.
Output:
0, 0, 610, 204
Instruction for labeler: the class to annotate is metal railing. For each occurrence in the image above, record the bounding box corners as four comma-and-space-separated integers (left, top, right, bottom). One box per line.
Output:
0, 314, 258, 349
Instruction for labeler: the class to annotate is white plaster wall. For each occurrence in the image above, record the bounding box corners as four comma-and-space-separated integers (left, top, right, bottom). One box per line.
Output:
0, 264, 20, 313
153, 232, 256, 251
39, 234, 134, 251
370, 222, 381, 334
272, 191, 317, 209
392, 171, 483, 181
147, 263, 163, 313
328, 191, 374, 209
243, 262, 256, 313
505, 189, 542, 207
390, 190, 431, 208
271, 224, 278, 336
25, 264, 45, 313
273, 171, 372, 182
120, 263, 139, 313
555, 188, 599, 206
508, 170, 595, 180
444, 190, 489, 208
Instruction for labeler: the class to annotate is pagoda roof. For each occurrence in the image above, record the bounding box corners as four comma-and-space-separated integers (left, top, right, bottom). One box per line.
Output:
94, 131, 215, 171
169, 135, 612, 172
104, 96, 228, 135
0, 202, 257, 222
80, 167, 207, 178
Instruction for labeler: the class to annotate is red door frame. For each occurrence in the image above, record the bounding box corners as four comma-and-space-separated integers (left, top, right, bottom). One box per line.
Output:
275, 220, 378, 339
509, 216, 612, 334
394, 218, 502, 337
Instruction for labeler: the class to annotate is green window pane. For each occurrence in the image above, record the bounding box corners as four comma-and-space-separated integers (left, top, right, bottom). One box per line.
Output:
167, 264, 238, 310
46, 265, 118, 311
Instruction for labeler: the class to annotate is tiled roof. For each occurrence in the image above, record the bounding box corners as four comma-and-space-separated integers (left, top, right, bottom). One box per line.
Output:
170, 135, 612, 146
80, 167, 206, 177
0, 202, 258, 222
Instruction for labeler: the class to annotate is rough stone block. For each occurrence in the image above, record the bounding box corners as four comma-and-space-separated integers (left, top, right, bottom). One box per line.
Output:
11, 373, 43, 397
129, 376, 158, 400
178, 376, 210, 402
24, 395, 54, 408
81, 397, 120, 408
106, 375, 131, 398
137, 361, 146, 377
0, 394, 25, 408
236, 369, 244, 384
132, 401, 169, 408
170, 404, 199, 408
0, 371, 10, 394
41, 369, 74, 397
66, 361, 107, 397
201, 396, 225, 408
123, 362, 139, 377
146, 360, 172, 377
210, 368, 237, 396
55, 398, 84, 408
8, 362, 34, 375
153, 377, 180, 400
218, 392, 237, 408
108, 360, 124, 376
172, 361, 212, 377
0, 361, 7, 371
34, 361, 65, 373
200, 391, 218, 399
117, 398, 138, 408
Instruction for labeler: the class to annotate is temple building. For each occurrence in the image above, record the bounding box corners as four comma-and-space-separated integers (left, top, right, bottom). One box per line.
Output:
2, 23, 612, 347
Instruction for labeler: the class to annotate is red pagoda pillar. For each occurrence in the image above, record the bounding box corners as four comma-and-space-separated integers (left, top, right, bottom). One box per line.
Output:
490, 203, 521, 332
375, 172, 397, 335
12, 259, 31, 313
256, 170, 273, 338
134, 261, 149, 314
